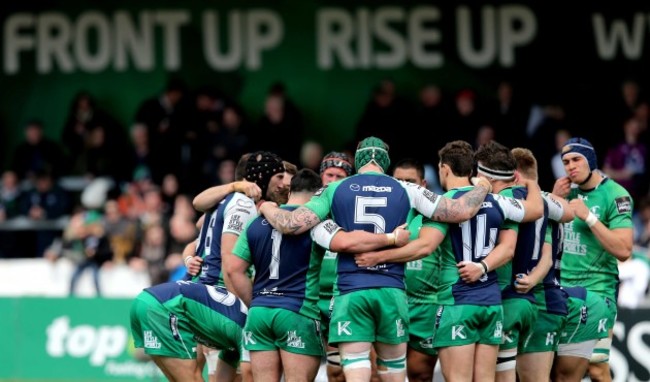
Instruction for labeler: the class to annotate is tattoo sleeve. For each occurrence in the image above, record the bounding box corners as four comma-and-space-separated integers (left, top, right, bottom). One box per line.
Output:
264, 205, 321, 235
431, 183, 489, 223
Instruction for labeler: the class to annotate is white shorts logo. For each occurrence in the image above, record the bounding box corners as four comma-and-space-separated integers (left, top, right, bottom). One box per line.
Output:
144, 330, 161, 349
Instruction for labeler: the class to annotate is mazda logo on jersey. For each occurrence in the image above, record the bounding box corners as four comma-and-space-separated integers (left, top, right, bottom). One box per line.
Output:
262, 220, 269, 225
350, 184, 360, 191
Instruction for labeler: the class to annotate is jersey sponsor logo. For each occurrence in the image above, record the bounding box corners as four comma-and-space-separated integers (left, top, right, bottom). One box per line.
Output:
451, 325, 466, 340
260, 287, 284, 296
362, 185, 392, 192
287, 331, 306, 348
323, 220, 339, 234
235, 208, 251, 215
349, 184, 360, 191
338, 321, 352, 336
144, 330, 161, 349
262, 219, 269, 225
615, 196, 632, 214
227, 215, 244, 232
481, 201, 493, 208
507, 197, 522, 209
423, 189, 438, 204
236, 198, 254, 208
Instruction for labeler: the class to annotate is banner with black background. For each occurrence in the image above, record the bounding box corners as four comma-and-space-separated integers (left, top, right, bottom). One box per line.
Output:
1, 1, 649, 164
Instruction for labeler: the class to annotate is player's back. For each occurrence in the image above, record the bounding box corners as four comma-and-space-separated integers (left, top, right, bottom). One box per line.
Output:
499, 186, 549, 302
328, 172, 411, 294
246, 206, 321, 320
195, 192, 257, 286
437, 188, 509, 306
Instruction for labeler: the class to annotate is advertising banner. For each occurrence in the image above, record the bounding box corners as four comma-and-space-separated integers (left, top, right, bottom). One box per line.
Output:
1, 1, 650, 163
1, 297, 649, 381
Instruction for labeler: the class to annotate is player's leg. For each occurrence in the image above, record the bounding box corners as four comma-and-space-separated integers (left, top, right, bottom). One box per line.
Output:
250, 351, 282, 382
216, 350, 242, 382
339, 341, 374, 382
587, 295, 617, 382
275, 310, 325, 382
326, 345, 346, 382
438, 344, 476, 382
516, 352, 554, 382
203, 346, 220, 382
280, 350, 322, 382
406, 347, 437, 382
373, 289, 409, 382
496, 299, 537, 382
151, 356, 203, 382
517, 311, 566, 382
373, 341, 407, 382
406, 303, 438, 382
473, 344, 498, 382
588, 334, 613, 382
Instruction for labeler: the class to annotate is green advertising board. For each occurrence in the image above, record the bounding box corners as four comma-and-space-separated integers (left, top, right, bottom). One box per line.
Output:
0, 297, 163, 381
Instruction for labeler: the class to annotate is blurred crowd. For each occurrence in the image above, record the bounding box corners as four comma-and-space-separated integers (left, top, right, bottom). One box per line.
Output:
0, 76, 649, 305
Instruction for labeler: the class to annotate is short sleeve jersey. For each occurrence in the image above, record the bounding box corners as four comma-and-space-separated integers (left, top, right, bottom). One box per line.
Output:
561, 177, 634, 301
193, 192, 258, 286
303, 172, 442, 294
428, 187, 525, 306
232, 205, 322, 320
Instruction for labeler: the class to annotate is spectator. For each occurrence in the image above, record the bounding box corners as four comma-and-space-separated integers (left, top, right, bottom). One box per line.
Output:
299, 140, 324, 172
18, 168, 70, 257
249, 83, 304, 165
134, 77, 188, 184
11, 119, 65, 182
0, 170, 22, 220
603, 117, 648, 200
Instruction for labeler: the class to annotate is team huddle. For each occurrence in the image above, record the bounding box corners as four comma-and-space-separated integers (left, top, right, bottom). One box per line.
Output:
129, 135, 633, 382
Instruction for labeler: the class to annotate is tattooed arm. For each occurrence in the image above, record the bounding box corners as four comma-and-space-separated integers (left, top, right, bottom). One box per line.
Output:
407, 178, 492, 223
258, 203, 322, 235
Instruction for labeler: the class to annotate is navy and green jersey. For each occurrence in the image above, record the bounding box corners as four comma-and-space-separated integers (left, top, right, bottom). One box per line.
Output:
192, 192, 257, 286
561, 176, 634, 301
304, 172, 442, 294
144, 280, 247, 350
498, 186, 548, 303
532, 193, 569, 315
232, 205, 322, 321
429, 187, 525, 306
404, 214, 438, 304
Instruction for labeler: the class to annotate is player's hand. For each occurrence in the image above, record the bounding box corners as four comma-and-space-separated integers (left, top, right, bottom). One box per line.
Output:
457, 261, 484, 283
393, 224, 410, 247
234, 180, 262, 202
514, 273, 534, 294
568, 199, 590, 221
471, 176, 492, 193
185, 255, 203, 276
552, 177, 571, 198
258, 201, 278, 214
355, 252, 382, 268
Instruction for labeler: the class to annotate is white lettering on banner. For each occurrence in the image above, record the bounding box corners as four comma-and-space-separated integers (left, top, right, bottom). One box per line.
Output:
456, 5, 537, 68
3, 10, 190, 74
317, 6, 444, 70
593, 13, 646, 60
46, 316, 128, 366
